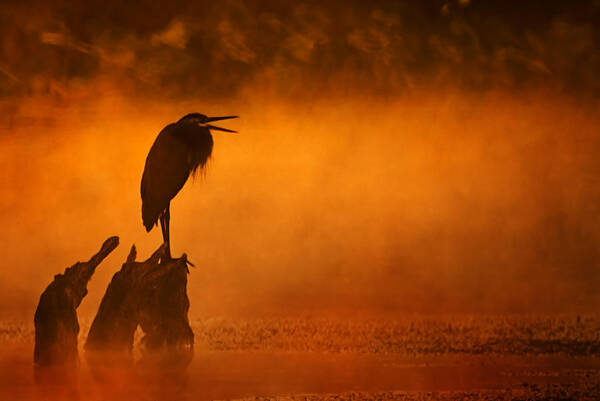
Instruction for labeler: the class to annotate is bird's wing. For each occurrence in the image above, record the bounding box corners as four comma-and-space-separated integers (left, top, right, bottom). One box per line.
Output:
141, 127, 193, 231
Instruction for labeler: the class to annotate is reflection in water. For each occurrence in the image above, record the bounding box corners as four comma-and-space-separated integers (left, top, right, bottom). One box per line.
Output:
85, 348, 192, 401
7, 345, 595, 401
33, 364, 81, 401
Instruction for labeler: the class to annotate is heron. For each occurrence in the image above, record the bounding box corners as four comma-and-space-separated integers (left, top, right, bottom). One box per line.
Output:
141, 113, 238, 259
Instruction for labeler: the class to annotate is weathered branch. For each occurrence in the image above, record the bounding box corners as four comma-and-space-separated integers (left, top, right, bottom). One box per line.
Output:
87, 236, 120, 270
33, 236, 119, 371
85, 243, 193, 355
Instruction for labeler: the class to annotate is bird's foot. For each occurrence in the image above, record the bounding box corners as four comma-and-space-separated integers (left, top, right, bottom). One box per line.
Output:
159, 252, 195, 272
181, 253, 195, 273
158, 249, 173, 265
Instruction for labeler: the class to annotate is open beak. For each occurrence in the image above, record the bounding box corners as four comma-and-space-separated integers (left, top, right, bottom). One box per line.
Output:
205, 115, 238, 133
206, 115, 238, 122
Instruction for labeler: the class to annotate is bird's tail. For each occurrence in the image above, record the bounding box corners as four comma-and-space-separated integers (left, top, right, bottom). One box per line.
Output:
143, 220, 154, 232
142, 203, 157, 232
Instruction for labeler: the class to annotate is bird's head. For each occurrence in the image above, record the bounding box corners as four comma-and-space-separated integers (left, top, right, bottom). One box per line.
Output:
178, 113, 238, 133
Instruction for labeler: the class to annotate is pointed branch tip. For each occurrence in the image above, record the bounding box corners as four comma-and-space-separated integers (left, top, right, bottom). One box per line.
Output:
126, 245, 137, 263
88, 236, 119, 266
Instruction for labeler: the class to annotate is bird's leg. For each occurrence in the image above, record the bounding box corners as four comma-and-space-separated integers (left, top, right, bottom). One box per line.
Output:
159, 213, 166, 256
159, 212, 166, 244
161, 202, 172, 260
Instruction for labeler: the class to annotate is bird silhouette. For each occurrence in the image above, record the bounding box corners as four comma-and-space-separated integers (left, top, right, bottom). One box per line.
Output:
141, 113, 238, 259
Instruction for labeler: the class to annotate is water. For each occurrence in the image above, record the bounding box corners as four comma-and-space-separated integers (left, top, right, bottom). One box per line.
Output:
3, 343, 599, 400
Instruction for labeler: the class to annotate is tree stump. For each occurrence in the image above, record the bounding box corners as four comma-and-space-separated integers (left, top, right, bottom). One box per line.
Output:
33, 236, 119, 375
84, 244, 163, 354
85, 244, 194, 396
85, 243, 194, 355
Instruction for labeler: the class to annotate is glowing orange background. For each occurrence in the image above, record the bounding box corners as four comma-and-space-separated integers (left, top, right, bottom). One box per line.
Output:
1, 1, 600, 319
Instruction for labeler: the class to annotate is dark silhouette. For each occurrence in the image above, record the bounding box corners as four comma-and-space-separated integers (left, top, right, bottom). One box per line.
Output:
33, 236, 118, 375
136, 254, 194, 354
85, 244, 162, 354
85, 245, 193, 399
141, 113, 238, 259
86, 244, 193, 355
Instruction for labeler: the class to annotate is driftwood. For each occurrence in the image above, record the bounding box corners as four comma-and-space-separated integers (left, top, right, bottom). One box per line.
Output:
137, 252, 194, 353
84, 243, 194, 398
84, 244, 162, 353
85, 244, 194, 355
33, 236, 119, 370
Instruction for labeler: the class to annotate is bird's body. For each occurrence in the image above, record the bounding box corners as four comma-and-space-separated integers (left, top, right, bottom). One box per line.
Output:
141, 121, 213, 231
141, 113, 237, 259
